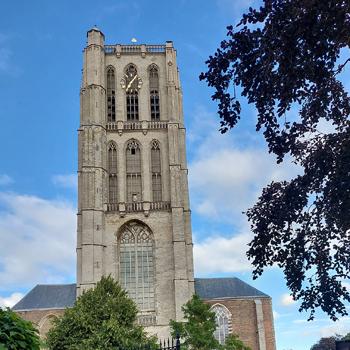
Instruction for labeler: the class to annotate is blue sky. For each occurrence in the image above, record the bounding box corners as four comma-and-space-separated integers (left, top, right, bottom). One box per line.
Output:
0, 1, 349, 349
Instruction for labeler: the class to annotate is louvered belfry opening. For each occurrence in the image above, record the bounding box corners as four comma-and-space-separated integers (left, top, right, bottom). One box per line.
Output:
126, 140, 142, 202
149, 64, 160, 120
126, 64, 139, 120
151, 140, 162, 202
108, 142, 118, 203
107, 67, 116, 122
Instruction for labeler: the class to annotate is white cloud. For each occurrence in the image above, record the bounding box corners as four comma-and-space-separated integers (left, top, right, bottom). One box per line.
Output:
0, 174, 13, 186
187, 105, 300, 275
189, 146, 299, 222
293, 319, 308, 324
187, 105, 300, 223
281, 293, 296, 306
0, 192, 76, 290
319, 317, 350, 337
52, 174, 77, 190
273, 310, 280, 320
0, 292, 24, 308
194, 231, 252, 274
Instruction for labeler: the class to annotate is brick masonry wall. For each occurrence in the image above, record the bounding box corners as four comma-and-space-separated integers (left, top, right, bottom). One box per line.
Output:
16, 309, 65, 338
205, 297, 276, 350
16, 296, 276, 349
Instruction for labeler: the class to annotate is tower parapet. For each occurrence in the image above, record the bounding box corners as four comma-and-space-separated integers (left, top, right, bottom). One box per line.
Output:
77, 28, 194, 337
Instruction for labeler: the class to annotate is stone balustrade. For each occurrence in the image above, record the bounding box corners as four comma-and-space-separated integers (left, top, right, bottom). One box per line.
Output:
104, 44, 166, 55
106, 120, 168, 133
106, 201, 171, 213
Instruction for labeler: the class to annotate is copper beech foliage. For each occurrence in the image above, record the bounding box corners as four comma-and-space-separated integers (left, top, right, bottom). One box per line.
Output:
200, 0, 350, 320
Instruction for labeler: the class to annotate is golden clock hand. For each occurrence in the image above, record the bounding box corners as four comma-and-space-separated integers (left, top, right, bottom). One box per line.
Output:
126, 75, 137, 91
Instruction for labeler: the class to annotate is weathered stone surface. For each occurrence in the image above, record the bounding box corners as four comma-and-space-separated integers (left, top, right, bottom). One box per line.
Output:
14, 29, 276, 350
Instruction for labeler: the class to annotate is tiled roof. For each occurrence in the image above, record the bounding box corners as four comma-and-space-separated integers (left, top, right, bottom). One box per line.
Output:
12, 284, 76, 311
12, 277, 268, 311
194, 277, 269, 299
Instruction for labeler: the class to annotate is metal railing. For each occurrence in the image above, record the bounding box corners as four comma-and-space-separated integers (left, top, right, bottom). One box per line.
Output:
159, 336, 180, 350
117, 336, 180, 350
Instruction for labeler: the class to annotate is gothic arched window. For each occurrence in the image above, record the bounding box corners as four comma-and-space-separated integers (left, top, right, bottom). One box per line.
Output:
211, 304, 232, 345
119, 221, 155, 311
151, 140, 162, 202
126, 140, 142, 202
149, 64, 160, 120
125, 64, 139, 121
107, 67, 116, 122
108, 142, 118, 203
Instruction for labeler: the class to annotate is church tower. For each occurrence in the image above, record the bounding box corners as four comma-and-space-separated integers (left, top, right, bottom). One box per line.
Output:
77, 28, 195, 336
12, 26, 276, 350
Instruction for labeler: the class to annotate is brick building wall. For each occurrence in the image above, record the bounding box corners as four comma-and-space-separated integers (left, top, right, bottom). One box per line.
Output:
16, 309, 64, 338
205, 297, 276, 350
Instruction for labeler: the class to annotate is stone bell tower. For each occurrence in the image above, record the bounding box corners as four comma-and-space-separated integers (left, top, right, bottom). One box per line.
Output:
77, 27, 194, 336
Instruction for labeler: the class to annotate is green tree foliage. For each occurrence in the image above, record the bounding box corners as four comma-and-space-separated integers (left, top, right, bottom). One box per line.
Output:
310, 336, 338, 350
200, 0, 350, 320
0, 307, 41, 350
309, 333, 350, 350
170, 295, 250, 350
45, 276, 157, 350
224, 334, 251, 350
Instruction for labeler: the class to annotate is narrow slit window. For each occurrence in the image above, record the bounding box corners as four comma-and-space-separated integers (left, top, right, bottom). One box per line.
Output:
108, 142, 117, 203
107, 67, 116, 122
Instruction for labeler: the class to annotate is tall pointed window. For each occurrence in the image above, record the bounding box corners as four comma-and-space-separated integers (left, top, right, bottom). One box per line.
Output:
211, 304, 232, 345
126, 140, 142, 202
151, 140, 162, 202
108, 142, 118, 203
107, 67, 116, 122
125, 64, 139, 121
149, 64, 160, 120
119, 221, 155, 311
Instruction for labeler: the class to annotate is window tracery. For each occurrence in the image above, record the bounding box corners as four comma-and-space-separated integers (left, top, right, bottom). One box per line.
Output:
211, 304, 231, 345
126, 140, 142, 202
119, 221, 155, 311
108, 142, 118, 203
149, 64, 160, 120
124, 64, 140, 120
151, 140, 162, 201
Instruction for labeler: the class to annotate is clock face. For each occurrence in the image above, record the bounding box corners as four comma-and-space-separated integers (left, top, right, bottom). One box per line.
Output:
121, 64, 142, 92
